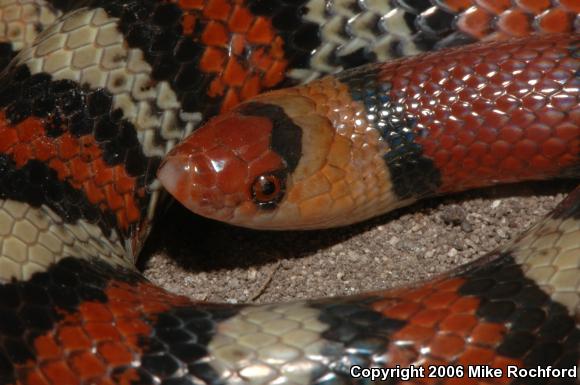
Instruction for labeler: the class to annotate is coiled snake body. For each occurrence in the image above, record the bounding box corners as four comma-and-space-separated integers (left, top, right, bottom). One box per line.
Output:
0, 1, 578, 384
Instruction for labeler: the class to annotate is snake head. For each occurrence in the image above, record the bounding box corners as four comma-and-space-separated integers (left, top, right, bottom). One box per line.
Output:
158, 91, 365, 230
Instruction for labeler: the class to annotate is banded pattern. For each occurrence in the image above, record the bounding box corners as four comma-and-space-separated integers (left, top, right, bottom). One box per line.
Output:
157, 30, 579, 385
299, 0, 580, 80
0, 0, 578, 385
1, 189, 578, 385
339, 35, 580, 199
13, 6, 192, 158
162, 34, 579, 230
2, 0, 579, 116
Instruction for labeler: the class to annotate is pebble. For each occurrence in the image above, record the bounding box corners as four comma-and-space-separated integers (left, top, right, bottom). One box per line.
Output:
461, 221, 473, 232
441, 205, 467, 226
389, 236, 400, 245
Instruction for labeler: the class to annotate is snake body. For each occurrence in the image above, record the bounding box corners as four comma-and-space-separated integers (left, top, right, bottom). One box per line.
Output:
0, 1, 578, 385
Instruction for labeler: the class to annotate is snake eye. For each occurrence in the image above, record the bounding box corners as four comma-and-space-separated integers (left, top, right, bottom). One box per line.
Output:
251, 171, 286, 209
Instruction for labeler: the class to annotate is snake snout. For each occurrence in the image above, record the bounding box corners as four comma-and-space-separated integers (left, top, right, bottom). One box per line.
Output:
158, 150, 218, 212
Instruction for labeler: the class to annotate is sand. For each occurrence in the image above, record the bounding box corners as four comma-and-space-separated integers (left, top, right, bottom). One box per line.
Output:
140, 180, 576, 304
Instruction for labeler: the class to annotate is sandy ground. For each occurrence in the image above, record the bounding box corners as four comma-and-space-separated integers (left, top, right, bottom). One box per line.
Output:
139, 180, 577, 304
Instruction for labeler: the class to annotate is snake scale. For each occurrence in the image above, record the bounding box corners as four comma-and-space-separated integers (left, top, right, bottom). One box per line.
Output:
0, 0, 578, 384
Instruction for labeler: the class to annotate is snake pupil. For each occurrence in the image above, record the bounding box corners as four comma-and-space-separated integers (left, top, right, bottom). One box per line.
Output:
260, 178, 276, 196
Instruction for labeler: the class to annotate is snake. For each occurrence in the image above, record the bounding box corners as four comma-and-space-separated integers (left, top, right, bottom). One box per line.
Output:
0, 0, 578, 384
